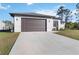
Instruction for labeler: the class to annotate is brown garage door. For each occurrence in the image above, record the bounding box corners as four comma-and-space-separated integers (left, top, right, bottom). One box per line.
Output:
21, 18, 47, 32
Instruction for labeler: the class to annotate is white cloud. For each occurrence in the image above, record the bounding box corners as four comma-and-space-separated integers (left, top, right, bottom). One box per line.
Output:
71, 9, 76, 15
7, 5, 11, 8
68, 9, 78, 22
0, 4, 10, 10
26, 3, 33, 5
0, 4, 6, 10
35, 4, 66, 17
70, 9, 78, 17
35, 9, 59, 17
72, 9, 79, 15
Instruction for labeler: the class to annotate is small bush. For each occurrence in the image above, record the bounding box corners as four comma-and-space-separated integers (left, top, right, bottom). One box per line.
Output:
59, 28, 65, 31
65, 22, 79, 30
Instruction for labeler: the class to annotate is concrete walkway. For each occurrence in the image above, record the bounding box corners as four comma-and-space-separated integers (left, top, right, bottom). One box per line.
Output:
10, 32, 79, 55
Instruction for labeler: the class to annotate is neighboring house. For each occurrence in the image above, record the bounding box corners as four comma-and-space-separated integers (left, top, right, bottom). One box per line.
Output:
3, 20, 14, 30
0, 21, 5, 30
9, 12, 65, 32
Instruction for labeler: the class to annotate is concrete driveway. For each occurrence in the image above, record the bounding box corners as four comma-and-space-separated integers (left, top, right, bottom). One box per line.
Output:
10, 32, 79, 55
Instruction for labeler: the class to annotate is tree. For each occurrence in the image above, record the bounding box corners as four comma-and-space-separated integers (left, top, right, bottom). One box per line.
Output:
57, 6, 65, 21
75, 3, 79, 20
64, 9, 72, 23
75, 3, 79, 29
57, 6, 72, 23
76, 3, 79, 9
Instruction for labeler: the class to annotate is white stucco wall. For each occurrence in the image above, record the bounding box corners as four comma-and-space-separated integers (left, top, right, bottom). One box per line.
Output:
14, 16, 21, 32
0, 21, 5, 30
47, 19, 53, 31
13, 15, 65, 32
14, 16, 54, 32
58, 20, 65, 30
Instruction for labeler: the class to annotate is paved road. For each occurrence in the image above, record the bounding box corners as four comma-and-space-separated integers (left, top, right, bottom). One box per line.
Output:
10, 32, 79, 55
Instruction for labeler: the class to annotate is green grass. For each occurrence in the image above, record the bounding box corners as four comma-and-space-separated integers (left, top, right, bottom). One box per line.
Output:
56, 30, 79, 40
0, 32, 20, 55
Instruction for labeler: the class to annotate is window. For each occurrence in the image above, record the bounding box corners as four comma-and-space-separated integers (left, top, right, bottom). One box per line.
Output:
61, 20, 65, 24
53, 20, 58, 27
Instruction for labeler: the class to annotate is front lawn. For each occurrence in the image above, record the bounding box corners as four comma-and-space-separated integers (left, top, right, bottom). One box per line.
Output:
0, 32, 20, 55
56, 30, 79, 40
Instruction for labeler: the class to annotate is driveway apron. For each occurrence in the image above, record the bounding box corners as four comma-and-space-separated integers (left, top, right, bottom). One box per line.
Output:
10, 32, 79, 55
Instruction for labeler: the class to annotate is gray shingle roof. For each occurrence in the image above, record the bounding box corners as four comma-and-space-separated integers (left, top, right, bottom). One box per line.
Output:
9, 12, 60, 19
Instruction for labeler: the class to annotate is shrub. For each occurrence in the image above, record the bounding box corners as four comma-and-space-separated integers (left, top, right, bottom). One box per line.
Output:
65, 22, 78, 29
59, 28, 65, 31
66, 22, 73, 29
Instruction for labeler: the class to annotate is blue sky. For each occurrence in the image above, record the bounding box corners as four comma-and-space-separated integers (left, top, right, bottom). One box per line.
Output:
0, 3, 77, 21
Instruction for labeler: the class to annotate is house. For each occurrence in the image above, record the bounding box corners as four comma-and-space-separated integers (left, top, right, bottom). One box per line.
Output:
0, 21, 5, 30
9, 12, 65, 32
3, 20, 13, 30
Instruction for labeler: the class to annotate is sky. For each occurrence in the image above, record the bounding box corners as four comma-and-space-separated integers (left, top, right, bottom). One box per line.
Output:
0, 3, 78, 22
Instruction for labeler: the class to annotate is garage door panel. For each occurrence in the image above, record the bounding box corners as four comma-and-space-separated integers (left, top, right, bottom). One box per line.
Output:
21, 18, 46, 32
